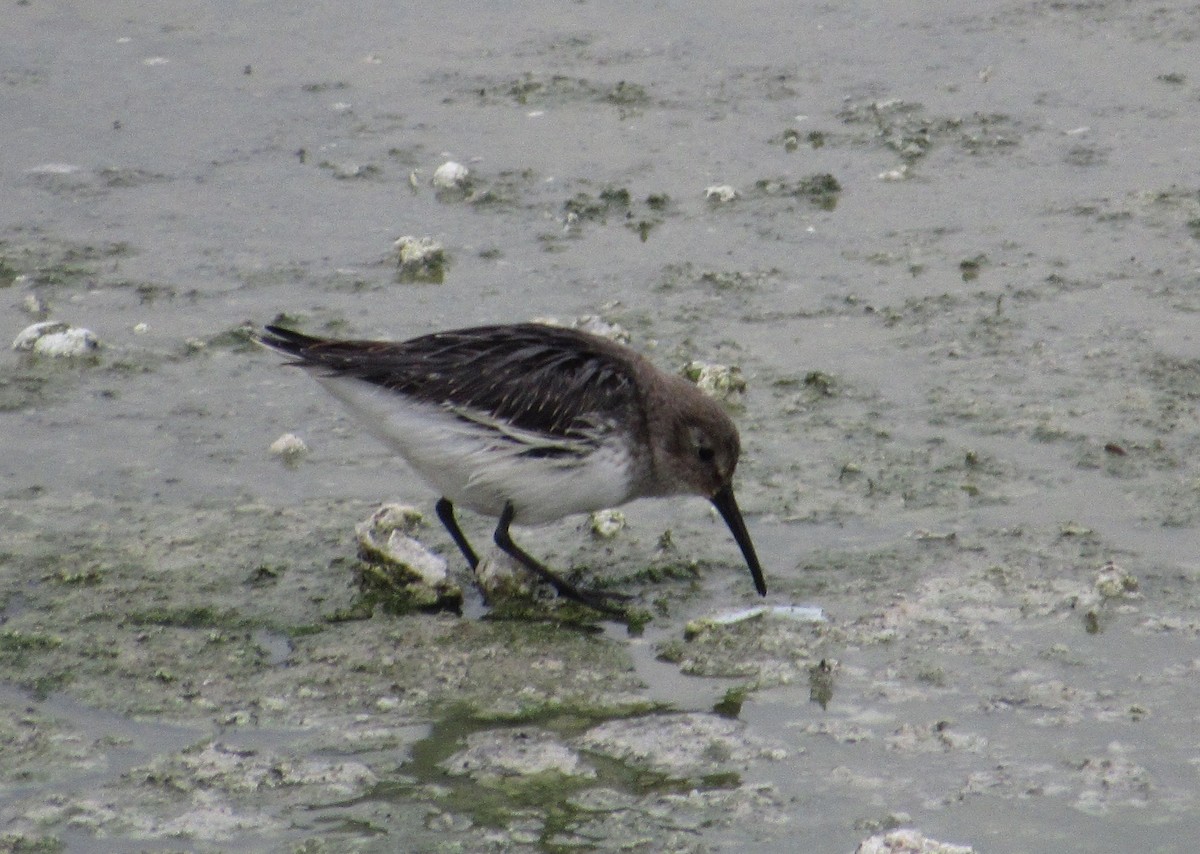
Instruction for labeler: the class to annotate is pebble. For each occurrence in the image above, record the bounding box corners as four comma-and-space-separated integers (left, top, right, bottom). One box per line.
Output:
268, 433, 309, 463
682, 360, 746, 403
432, 160, 470, 189
705, 184, 738, 202
12, 321, 99, 357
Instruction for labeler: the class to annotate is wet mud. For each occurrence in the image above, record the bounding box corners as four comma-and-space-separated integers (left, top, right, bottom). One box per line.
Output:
2, 1, 1199, 851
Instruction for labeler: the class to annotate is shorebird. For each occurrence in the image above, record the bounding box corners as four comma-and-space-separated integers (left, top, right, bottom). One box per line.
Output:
257, 322, 766, 615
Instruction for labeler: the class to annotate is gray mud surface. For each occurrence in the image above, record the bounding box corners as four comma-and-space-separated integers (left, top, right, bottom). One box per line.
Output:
2, 1, 1199, 852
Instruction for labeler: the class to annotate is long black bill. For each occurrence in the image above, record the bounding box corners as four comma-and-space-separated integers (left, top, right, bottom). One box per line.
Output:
711, 485, 767, 596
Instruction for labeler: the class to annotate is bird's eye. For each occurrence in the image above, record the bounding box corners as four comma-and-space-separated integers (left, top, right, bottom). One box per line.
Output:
697, 446, 715, 462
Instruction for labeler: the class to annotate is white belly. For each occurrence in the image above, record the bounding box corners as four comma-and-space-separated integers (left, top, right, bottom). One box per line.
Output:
314, 375, 636, 524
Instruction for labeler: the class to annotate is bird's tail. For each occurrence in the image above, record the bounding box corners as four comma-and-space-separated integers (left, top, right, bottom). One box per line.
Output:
255, 325, 325, 358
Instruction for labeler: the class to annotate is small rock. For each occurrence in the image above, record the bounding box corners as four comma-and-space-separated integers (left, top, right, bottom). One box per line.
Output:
432, 160, 470, 189
579, 712, 784, 776
394, 235, 447, 281
682, 360, 746, 403
355, 505, 461, 611
705, 184, 738, 202
475, 548, 541, 603
1059, 520, 1093, 537
1094, 561, 1138, 599
12, 321, 99, 357
589, 509, 626, 539
365, 503, 426, 535
856, 828, 975, 854
440, 728, 595, 780
13, 321, 67, 349
356, 514, 444, 586
268, 433, 309, 464
572, 315, 631, 343
329, 161, 371, 179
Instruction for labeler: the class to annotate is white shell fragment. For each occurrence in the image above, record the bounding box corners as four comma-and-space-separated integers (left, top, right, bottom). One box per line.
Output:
393, 235, 446, 276
531, 315, 631, 344
1094, 561, 1138, 600
355, 504, 458, 604
13, 321, 67, 349
682, 360, 746, 403
475, 548, 540, 602
361, 529, 447, 587
268, 433, 309, 463
364, 503, 426, 535
440, 729, 595, 780
1075, 560, 1141, 624
705, 184, 738, 202
710, 605, 827, 625
573, 315, 631, 343
589, 509, 626, 538
432, 160, 470, 189
12, 321, 99, 357
329, 161, 367, 179
856, 829, 975, 854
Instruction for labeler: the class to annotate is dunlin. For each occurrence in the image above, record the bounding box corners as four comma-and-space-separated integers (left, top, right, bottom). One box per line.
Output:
257, 322, 766, 614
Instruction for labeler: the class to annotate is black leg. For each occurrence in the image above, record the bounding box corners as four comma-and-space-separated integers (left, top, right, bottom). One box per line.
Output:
493, 501, 627, 617
436, 498, 479, 570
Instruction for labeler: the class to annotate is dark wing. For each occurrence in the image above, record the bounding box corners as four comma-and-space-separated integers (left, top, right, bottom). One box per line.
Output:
258, 323, 643, 440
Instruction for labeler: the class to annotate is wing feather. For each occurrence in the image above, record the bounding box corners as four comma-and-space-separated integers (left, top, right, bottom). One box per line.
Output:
259, 323, 644, 441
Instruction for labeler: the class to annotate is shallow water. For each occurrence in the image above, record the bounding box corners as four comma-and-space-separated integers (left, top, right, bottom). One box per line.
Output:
3, 1, 1199, 851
